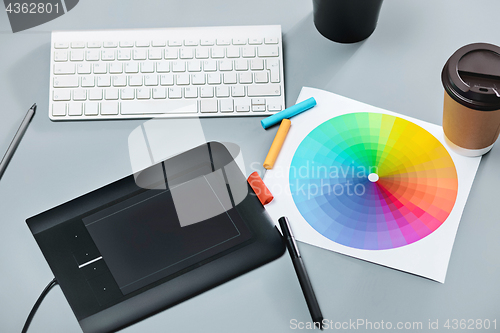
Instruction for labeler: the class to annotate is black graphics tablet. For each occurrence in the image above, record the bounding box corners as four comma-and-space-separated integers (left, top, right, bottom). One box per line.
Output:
27, 142, 284, 333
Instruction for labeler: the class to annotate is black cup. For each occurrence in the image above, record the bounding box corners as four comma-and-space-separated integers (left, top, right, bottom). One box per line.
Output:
313, 0, 384, 43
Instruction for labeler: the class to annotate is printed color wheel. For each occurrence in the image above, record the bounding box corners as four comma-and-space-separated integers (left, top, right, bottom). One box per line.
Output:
290, 112, 458, 250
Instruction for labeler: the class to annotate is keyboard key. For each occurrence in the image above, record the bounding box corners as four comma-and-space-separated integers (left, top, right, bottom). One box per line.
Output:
149, 49, 162, 60
220, 99, 234, 112
232, 38, 246, 45
235, 104, 250, 112
242, 46, 256, 58
264, 37, 279, 44
89, 89, 103, 100
216, 86, 230, 97
207, 73, 221, 85
239, 72, 252, 84
140, 62, 154, 73
118, 49, 131, 60
54, 63, 75, 75
250, 59, 264, 70
216, 39, 230, 45
81, 76, 95, 87
119, 41, 134, 47
152, 87, 166, 99
54, 50, 68, 61
87, 41, 101, 48
70, 50, 84, 61
103, 41, 117, 48
69, 102, 83, 116
125, 62, 139, 73
52, 103, 66, 116
251, 98, 265, 105
200, 39, 215, 46
129, 75, 143, 86
160, 74, 174, 86
211, 47, 225, 58
168, 39, 183, 47
234, 59, 248, 71
219, 60, 232, 71
252, 105, 266, 112
172, 61, 186, 72
97, 76, 111, 87
121, 100, 197, 114
136, 88, 150, 99
112, 75, 126, 87
188, 60, 201, 72
168, 87, 182, 99
200, 99, 218, 113
247, 84, 281, 97
226, 47, 240, 58
176, 74, 190, 85
191, 73, 205, 85
54, 76, 79, 88
248, 38, 262, 45
231, 86, 245, 97
101, 50, 115, 61
144, 75, 158, 86
156, 61, 170, 73
105, 88, 119, 100
180, 48, 194, 59
109, 63, 123, 74
195, 48, 209, 59
136, 40, 150, 47
93, 63, 107, 74
258, 45, 279, 57
53, 90, 71, 101
73, 89, 87, 101
86, 50, 100, 61
254, 71, 269, 83
185, 39, 198, 46
267, 58, 280, 83
85, 102, 99, 115
203, 60, 217, 71
152, 40, 166, 47
267, 103, 282, 112
101, 102, 119, 115
71, 41, 85, 48
184, 87, 198, 98
133, 49, 147, 60
77, 63, 92, 74
120, 88, 135, 99
223, 72, 237, 84
164, 49, 178, 59
200, 86, 214, 98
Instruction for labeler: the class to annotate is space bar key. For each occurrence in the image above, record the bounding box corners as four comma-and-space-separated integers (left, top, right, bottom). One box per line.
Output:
121, 100, 198, 115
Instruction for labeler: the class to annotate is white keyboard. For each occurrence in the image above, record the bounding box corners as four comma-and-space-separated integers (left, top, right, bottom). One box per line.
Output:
49, 25, 285, 121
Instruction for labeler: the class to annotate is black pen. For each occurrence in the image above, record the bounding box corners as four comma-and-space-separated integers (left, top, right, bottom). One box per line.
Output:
0, 103, 36, 180
279, 216, 324, 330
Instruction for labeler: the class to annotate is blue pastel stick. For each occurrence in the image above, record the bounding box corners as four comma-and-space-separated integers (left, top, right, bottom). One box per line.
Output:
261, 97, 317, 129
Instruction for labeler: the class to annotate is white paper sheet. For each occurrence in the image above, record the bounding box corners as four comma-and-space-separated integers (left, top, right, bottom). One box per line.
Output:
264, 87, 481, 283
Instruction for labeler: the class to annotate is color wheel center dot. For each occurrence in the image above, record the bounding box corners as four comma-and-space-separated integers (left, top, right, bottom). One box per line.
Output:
368, 173, 379, 183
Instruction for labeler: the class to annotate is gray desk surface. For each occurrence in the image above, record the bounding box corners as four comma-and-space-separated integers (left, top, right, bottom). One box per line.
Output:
1, 1, 499, 332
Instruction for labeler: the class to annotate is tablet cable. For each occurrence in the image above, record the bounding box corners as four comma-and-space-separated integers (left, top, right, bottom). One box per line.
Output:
21, 278, 58, 333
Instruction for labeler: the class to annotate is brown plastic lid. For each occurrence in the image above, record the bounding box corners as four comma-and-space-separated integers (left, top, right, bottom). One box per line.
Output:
442, 43, 500, 111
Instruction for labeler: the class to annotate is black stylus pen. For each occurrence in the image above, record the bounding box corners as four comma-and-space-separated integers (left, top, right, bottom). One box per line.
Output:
0, 103, 36, 180
279, 216, 324, 330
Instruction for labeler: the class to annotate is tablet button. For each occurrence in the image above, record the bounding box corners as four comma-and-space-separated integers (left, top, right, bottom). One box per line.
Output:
73, 247, 101, 266
87, 273, 122, 306
80, 258, 107, 279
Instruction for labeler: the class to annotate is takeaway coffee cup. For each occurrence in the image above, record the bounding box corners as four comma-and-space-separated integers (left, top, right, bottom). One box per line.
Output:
441, 43, 500, 156
312, 0, 384, 43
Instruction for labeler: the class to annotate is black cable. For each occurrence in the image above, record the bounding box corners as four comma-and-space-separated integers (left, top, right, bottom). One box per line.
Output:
21, 278, 58, 333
